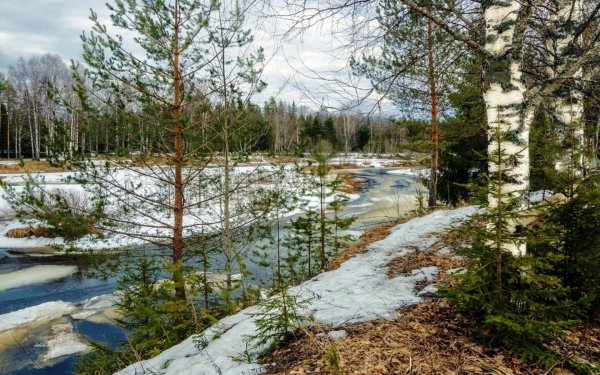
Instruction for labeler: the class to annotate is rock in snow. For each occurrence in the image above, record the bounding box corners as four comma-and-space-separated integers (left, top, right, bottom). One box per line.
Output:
116, 206, 476, 375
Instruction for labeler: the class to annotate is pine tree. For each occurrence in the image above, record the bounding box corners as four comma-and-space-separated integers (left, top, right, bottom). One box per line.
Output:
283, 209, 321, 282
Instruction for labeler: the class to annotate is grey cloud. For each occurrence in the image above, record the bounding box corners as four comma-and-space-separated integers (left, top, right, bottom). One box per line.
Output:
0, 49, 16, 72
0, 0, 106, 67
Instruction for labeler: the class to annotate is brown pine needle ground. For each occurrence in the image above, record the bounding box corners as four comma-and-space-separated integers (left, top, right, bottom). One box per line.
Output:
263, 299, 599, 375
262, 224, 600, 375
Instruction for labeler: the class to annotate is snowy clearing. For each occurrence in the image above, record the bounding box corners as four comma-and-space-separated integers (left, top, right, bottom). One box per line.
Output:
0, 164, 360, 251
116, 206, 476, 375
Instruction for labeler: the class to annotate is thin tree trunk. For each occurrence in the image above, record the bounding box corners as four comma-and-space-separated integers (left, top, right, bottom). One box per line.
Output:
427, 17, 439, 209
319, 175, 326, 271
6, 94, 10, 158
223, 117, 234, 297
28, 102, 35, 159
172, 0, 186, 302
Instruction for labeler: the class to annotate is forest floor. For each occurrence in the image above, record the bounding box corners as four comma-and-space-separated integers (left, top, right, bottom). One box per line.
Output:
262, 215, 600, 375
112, 205, 599, 375
263, 301, 600, 375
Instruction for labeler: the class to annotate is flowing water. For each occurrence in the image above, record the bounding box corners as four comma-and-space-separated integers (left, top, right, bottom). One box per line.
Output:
0, 168, 423, 374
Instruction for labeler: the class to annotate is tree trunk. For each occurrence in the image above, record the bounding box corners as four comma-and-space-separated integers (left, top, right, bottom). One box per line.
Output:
319, 175, 326, 271
483, 0, 531, 256
223, 117, 234, 298
172, 0, 187, 302
427, 17, 439, 209
28, 101, 35, 159
551, 0, 585, 174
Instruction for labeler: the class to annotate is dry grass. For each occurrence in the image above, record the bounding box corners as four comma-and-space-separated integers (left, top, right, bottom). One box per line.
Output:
337, 173, 367, 194
0, 161, 65, 174
328, 220, 399, 271
387, 246, 464, 279
6, 226, 47, 238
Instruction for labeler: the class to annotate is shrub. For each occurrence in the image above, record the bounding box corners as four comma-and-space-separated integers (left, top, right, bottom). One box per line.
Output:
529, 176, 600, 318
244, 289, 310, 353
2, 182, 106, 241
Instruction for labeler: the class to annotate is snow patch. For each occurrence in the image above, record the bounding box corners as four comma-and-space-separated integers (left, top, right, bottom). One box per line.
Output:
0, 301, 76, 332
0, 265, 78, 292
72, 294, 117, 320
527, 190, 555, 204
418, 284, 438, 296
386, 168, 428, 178
116, 206, 476, 375
42, 322, 89, 360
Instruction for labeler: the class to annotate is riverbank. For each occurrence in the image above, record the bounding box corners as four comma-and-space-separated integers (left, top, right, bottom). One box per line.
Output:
115, 206, 476, 375
0, 164, 427, 373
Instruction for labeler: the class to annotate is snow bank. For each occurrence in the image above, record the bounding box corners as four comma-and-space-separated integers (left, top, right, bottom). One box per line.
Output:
42, 322, 89, 360
72, 294, 117, 320
386, 168, 428, 178
0, 265, 78, 292
116, 206, 476, 375
0, 164, 359, 251
0, 301, 76, 332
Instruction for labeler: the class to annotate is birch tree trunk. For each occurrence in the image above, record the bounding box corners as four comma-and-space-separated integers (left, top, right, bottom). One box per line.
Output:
483, 0, 531, 256
28, 99, 35, 159
551, 0, 585, 173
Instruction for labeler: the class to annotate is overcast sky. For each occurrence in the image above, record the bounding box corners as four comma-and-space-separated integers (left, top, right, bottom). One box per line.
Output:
0, 0, 391, 115
0, 0, 106, 69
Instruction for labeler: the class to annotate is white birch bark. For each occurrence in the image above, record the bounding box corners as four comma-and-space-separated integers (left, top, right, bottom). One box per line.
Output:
483, 0, 530, 256
551, 0, 585, 173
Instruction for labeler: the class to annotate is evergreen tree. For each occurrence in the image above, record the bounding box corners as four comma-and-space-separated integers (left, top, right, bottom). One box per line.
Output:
355, 122, 370, 151
529, 178, 600, 319
323, 116, 338, 149
283, 209, 321, 282
441, 125, 580, 365
438, 59, 487, 205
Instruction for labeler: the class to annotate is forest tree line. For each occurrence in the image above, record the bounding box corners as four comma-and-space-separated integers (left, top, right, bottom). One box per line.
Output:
0, 55, 437, 160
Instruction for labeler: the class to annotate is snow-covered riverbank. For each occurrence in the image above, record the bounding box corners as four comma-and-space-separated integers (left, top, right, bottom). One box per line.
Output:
0, 162, 428, 373
116, 206, 475, 375
0, 162, 367, 252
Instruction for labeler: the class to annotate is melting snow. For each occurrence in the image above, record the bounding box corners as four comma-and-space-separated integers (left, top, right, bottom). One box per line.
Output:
0, 301, 76, 332
72, 294, 117, 320
0, 265, 78, 292
42, 322, 89, 360
116, 206, 476, 375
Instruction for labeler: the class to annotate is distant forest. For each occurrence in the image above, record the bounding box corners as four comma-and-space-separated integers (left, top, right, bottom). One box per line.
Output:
0, 54, 434, 160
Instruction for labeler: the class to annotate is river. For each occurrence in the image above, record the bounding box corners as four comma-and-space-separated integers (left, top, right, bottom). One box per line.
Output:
0, 167, 423, 374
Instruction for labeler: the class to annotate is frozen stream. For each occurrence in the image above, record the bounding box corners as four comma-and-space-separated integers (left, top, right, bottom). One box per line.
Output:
0, 167, 424, 374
